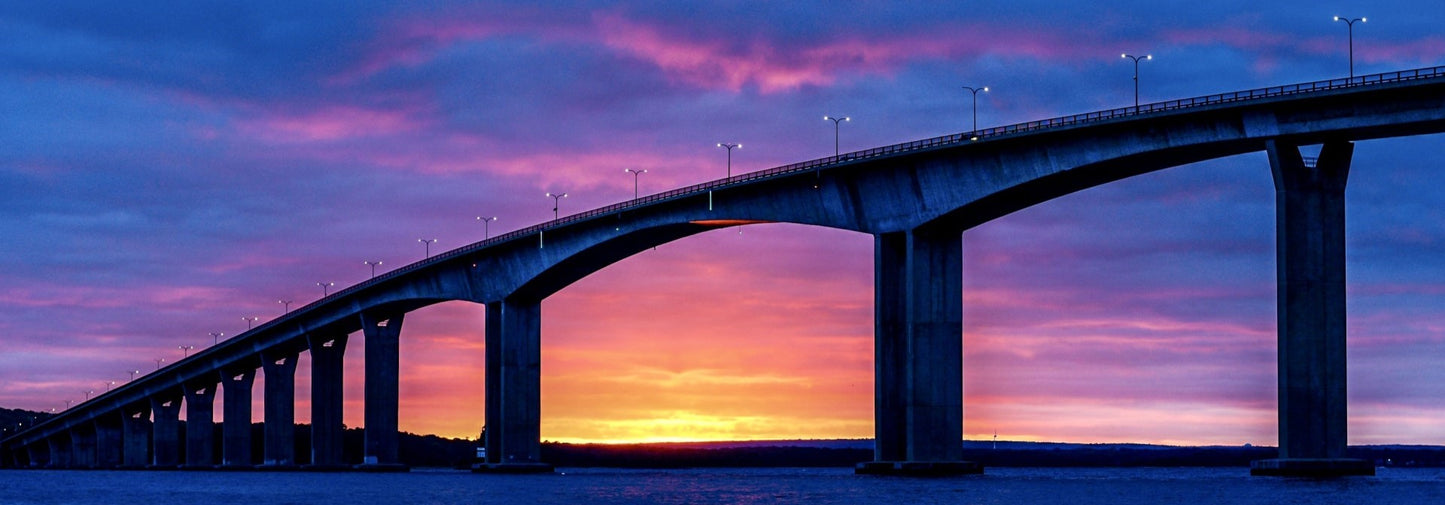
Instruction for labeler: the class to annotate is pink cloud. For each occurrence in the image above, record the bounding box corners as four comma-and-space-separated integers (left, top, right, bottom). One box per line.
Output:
235, 105, 429, 144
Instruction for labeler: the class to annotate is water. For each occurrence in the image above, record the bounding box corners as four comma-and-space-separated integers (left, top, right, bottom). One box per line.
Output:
0, 467, 1442, 505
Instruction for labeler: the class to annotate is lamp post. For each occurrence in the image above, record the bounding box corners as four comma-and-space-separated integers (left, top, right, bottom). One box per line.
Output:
1121, 53, 1152, 111
364, 260, 383, 279
419, 239, 437, 259
278, 299, 292, 314
823, 116, 850, 156
1333, 16, 1366, 78
65, 400, 73, 409
717, 142, 741, 177
317, 282, 333, 297
127, 369, 140, 381
546, 192, 567, 219
241, 316, 258, 330
83, 390, 93, 401
210, 332, 225, 345
962, 86, 988, 134
154, 358, 165, 370
178, 345, 195, 358
624, 169, 647, 199
476, 216, 498, 240
104, 380, 116, 392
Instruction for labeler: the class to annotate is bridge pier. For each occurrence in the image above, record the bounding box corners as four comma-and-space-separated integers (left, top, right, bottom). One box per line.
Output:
150, 394, 182, 468
182, 380, 218, 468
474, 298, 553, 474
25, 443, 46, 468
1251, 140, 1373, 477
857, 230, 981, 476
308, 333, 349, 469
94, 416, 123, 468
47, 435, 71, 468
220, 367, 256, 469
121, 405, 151, 468
359, 312, 408, 471
261, 350, 300, 469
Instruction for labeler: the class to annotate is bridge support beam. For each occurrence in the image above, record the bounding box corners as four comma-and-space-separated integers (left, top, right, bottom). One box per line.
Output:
1251, 140, 1373, 477
857, 230, 980, 476
94, 417, 122, 468
261, 350, 299, 469
220, 368, 256, 469
47, 435, 71, 468
182, 380, 218, 468
26, 443, 46, 468
121, 405, 151, 468
150, 394, 182, 468
474, 298, 553, 474
359, 312, 408, 471
308, 333, 349, 469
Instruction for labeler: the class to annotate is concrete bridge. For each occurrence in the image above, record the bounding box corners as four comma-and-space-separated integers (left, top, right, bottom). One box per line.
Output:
5, 66, 1445, 477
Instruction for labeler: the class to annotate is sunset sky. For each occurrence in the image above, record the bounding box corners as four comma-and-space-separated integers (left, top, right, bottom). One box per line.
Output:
4, 1, 1445, 447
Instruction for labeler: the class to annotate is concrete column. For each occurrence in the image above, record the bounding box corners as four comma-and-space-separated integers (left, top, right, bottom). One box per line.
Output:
25, 443, 46, 468
261, 350, 299, 468
360, 312, 407, 471
94, 417, 123, 468
220, 367, 256, 468
1252, 141, 1372, 477
120, 405, 151, 468
48, 435, 71, 468
307, 333, 349, 468
183, 380, 218, 468
473, 298, 552, 473
150, 394, 182, 467
857, 229, 980, 476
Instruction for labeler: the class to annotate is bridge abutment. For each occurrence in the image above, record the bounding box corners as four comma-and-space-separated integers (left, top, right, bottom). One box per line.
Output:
150, 394, 182, 468
1251, 140, 1373, 477
857, 230, 981, 476
359, 312, 408, 471
308, 333, 349, 469
182, 380, 218, 468
474, 298, 553, 474
220, 368, 256, 469
261, 350, 300, 469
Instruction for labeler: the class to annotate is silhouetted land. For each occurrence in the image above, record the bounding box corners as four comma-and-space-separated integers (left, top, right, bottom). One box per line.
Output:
5, 408, 1443, 468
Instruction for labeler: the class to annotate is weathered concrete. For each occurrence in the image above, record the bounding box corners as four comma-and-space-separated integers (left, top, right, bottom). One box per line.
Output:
149, 394, 182, 467
858, 230, 980, 476
182, 380, 218, 468
307, 333, 349, 468
220, 367, 256, 468
359, 312, 407, 471
1251, 141, 1372, 477
94, 417, 122, 468
261, 350, 299, 468
474, 298, 552, 473
120, 405, 151, 468
47, 435, 71, 468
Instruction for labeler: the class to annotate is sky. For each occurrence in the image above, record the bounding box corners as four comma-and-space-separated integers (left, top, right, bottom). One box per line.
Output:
3, 1, 1445, 446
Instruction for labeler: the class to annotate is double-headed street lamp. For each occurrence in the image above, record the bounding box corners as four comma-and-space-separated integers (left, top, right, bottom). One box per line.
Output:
477, 216, 498, 240
241, 316, 258, 330
127, 369, 140, 381
1121, 53, 1152, 111
823, 116, 849, 156
210, 332, 225, 345
717, 142, 741, 177
962, 86, 988, 135
546, 192, 567, 219
104, 380, 116, 392
178, 345, 195, 358
364, 260, 383, 279
154, 358, 165, 370
278, 299, 292, 314
317, 282, 334, 297
1333, 16, 1366, 78
419, 239, 437, 259
624, 169, 647, 199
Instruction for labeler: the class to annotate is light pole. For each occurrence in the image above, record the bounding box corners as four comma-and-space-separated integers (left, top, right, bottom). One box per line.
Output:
178, 345, 195, 358
317, 282, 333, 297
823, 116, 849, 156
127, 369, 140, 381
624, 169, 647, 199
154, 358, 165, 370
278, 299, 292, 314
84, 390, 93, 401
210, 332, 225, 345
1334, 16, 1366, 78
241, 316, 258, 330
1121, 53, 1152, 111
717, 142, 741, 177
546, 192, 567, 219
419, 238, 437, 259
65, 400, 73, 409
364, 260, 383, 279
962, 86, 988, 134
476, 216, 498, 240
104, 380, 116, 392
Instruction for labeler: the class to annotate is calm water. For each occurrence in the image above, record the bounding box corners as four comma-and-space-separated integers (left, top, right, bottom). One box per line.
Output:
1, 467, 1442, 505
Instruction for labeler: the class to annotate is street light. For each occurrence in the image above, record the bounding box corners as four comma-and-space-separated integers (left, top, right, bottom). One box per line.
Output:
65, 400, 73, 409
83, 390, 93, 401
104, 380, 116, 392
178, 345, 195, 358
154, 358, 165, 370
127, 369, 140, 381
1333, 16, 1366, 78
717, 142, 741, 177
1121, 53, 1152, 111
546, 192, 567, 219
317, 282, 334, 297
241, 316, 258, 330
364, 260, 383, 279
823, 116, 849, 156
624, 169, 647, 199
210, 332, 225, 345
476, 216, 498, 240
278, 299, 292, 314
962, 86, 989, 134
419, 238, 437, 259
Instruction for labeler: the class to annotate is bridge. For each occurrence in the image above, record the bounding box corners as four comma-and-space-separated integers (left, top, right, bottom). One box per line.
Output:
4, 66, 1445, 477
